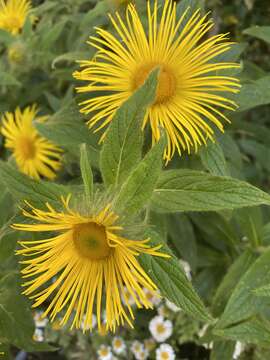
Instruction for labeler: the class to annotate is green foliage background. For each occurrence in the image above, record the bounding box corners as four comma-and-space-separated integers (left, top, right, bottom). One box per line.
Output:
1, 0, 270, 359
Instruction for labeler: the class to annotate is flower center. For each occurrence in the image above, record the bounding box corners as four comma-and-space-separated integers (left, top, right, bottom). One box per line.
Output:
5, 16, 21, 33
161, 352, 170, 360
146, 292, 154, 301
73, 222, 111, 260
132, 64, 176, 105
114, 339, 122, 348
100, 349, 109, 356
18, 137, 36, 160
156, 324, 165, 334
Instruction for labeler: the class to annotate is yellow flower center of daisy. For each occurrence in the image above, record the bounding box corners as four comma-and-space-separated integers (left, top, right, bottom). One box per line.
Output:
146, 292, 154, 301
114, 339, 122, 348
157, 323, 165, 334
161, 352, 169, 360
18, 136, 36, 160
133, 64, 176, 105
73, 222, 111, 260
100, 349, 109, 356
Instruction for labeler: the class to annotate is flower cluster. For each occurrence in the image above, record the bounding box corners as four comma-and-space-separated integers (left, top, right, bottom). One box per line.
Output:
0, 0, 245, 358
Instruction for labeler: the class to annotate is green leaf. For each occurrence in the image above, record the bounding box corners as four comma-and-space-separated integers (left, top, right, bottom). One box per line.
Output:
113, 135, 165, 217
233, 207, 263, 248
238, 139, 270, 173
80, 1, 109, 31
218, 134, 243, 180
0, 29, 14, 45
80, 144, 94, 202
253, 284, 270, 297
32, 1, 57, 16
212, 250, 257, 317
40, 19, 67, 50
235, 75, 270, 112
199, 141, 229, 176
244, 26, 270, 44
0, 188, 13, 227
0, 72, 21, 86
0, 273, 55, 351
139, 229, 212, 323
0, 161, 69, 207
191, 212, 238, 251
151, 169, 270, 213
214, 317, 270, 347
100, 68, 159, 187
167, 214, 197, 271
35, 104, 100, 167
216, 248, 270, 329
232, 119, 270, 147
210, 341, 236, 360
176, 0, 205, 31
0, 233, 18, 262
52, 51, 90, 69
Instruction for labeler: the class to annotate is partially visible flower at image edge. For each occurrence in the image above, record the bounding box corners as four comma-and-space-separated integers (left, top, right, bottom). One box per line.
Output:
0, 0, 31, 35
1, 105, 62, 180
13, 195, 169, 332
74, 0, 241, 163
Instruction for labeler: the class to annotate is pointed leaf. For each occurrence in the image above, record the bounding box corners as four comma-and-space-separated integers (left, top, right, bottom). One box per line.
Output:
80, 144, 94, 202
199, 141, 229, 176
114, 136, 165, 216
139, 229, 213, 323
215, 317, 270, 347
151, 170, 270, 213
235, 75, 270, 112
100, 68, 159, 187
0, 161, 69, 207
244, 26, 270, 44
212, 250, 257, 317
216, 248, 270, 329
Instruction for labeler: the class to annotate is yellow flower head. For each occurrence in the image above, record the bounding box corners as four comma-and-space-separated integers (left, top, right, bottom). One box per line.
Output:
8, 41, 26, 64
14, 195, 168, 332
1, 105, 62, 180
0, 0, 31, 35
74, 1, 240, 162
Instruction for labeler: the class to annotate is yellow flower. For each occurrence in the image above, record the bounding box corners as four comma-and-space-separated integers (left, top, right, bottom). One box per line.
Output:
14, 195, 168, 332
0, 0, 31, 35
74, 1, 240, 162
8, 41, 26, 64
1, 105, 62, 180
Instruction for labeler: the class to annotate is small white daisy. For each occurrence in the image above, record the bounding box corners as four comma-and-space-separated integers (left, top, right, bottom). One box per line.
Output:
165, 300, 181, 313
122, 286, 137, 306
156, 343, 175, 360
81, 314, 97, 330
180, 260, 192, 280
131, 340, 144, 355
34, 311, 48, 328
157, 304, 170, 318
135, 348, 149, 360
97, 345, 113, 360
233, 342, 244, 359
112, 337, 126, 355
33, 328, 44, 342
143, 288, 161, 306
149, 316, 173, 343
